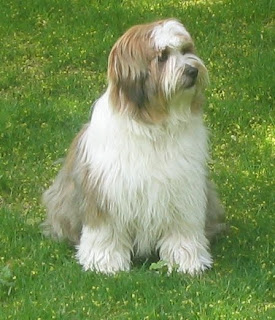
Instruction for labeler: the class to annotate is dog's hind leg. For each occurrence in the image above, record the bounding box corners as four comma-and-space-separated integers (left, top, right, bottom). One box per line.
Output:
205, 180, 226, 241
41, 125, 89, 244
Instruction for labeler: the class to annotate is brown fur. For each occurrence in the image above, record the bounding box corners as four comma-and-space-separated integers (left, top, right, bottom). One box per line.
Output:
108, 20, 171, 124
41, 125, 103, 244
205, 180, 226, 241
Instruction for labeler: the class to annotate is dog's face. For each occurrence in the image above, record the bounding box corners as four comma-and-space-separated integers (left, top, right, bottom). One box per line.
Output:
108, 19, 209, 123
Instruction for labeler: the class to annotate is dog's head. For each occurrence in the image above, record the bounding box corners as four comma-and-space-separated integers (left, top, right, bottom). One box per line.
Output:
108, 19, 209, 123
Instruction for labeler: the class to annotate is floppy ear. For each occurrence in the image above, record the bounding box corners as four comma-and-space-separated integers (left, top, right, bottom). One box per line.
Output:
108, 35, 150, 115
107, 24, 168, 123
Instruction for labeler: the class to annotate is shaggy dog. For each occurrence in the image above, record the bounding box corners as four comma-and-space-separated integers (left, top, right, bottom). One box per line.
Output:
42, 19, 225, 274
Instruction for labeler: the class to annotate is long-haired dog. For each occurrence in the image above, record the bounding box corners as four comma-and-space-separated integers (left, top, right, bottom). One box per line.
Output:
42, 19, 225, 274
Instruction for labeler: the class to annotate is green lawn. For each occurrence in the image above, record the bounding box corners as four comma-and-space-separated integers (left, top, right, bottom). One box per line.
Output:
0, 0, 274, 319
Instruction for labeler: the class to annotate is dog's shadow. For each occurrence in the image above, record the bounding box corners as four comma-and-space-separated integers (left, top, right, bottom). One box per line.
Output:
132, 254, 160, 271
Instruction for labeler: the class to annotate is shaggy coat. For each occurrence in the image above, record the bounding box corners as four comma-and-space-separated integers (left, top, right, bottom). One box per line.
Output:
42, 19, 225, 274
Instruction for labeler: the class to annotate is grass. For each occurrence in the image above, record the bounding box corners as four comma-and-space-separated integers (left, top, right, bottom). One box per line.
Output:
0, 0, 274, 318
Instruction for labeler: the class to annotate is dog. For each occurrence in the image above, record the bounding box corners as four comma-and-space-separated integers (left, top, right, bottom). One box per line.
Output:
42, 19, 225, 275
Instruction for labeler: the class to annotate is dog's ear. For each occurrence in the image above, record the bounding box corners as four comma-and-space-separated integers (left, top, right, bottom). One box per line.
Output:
107, 24, 168, 123
107, 25, 158, 119
108, 45, 149, 112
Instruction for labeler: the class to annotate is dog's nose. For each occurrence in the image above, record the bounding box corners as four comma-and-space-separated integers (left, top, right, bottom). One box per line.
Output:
184, 64, 198, 79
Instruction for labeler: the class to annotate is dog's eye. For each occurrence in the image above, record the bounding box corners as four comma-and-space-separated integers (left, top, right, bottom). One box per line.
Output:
158, 50, 169, 63
181, 48, 187, 55
181, 44, 194, 55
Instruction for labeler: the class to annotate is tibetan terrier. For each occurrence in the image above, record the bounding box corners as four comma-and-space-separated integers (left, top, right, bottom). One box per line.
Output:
42, 19, 225, 275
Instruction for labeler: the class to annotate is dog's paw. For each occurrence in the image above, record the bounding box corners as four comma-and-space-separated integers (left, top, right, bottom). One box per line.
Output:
76, 226, 131, 275
76, 247, 131, 274
159, 236, 212, 275
174, 247, 212, 275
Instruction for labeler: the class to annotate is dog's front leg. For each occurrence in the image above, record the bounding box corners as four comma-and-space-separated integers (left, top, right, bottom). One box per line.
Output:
76, 222, 132, 274
158, 226, 212, 275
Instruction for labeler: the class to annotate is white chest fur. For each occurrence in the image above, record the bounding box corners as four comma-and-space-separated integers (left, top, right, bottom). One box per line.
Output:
78, 95, 209, 255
